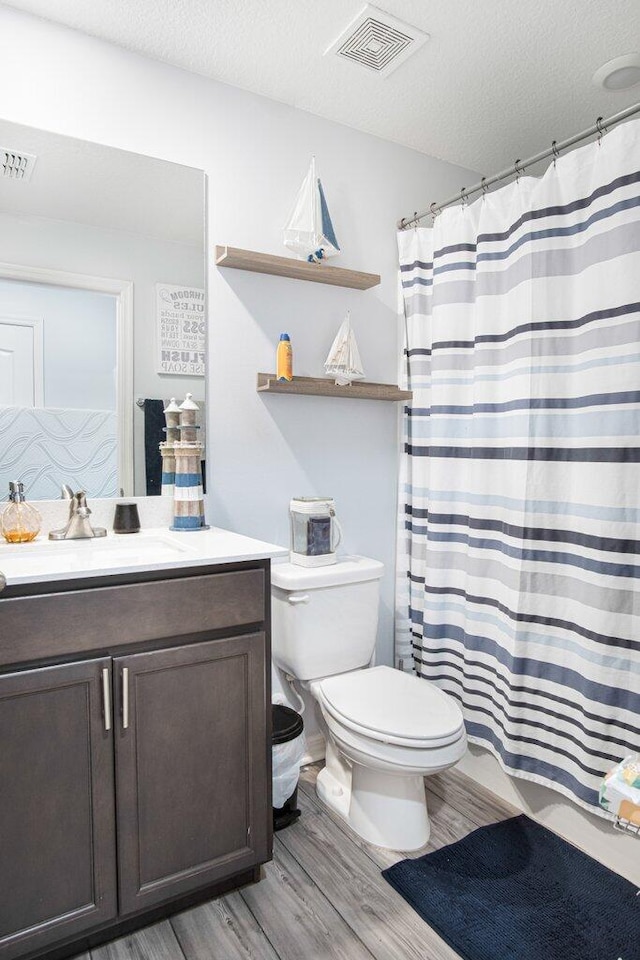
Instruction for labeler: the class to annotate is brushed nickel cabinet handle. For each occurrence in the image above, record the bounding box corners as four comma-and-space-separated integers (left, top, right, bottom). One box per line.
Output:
122, 667, 129, 730
102, 667, 112, 732
0, 571, 6, 593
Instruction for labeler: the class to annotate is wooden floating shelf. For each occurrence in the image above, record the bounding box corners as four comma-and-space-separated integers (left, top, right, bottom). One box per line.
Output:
216, 245, 380, 290
257, 373, 412, 402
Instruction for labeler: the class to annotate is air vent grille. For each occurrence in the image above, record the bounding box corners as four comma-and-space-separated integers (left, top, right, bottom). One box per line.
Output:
337, 18, 412, 72
325, 4, 428, 78
1, 148, 37, 182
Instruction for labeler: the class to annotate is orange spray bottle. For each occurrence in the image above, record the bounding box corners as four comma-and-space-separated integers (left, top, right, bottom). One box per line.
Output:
277, 333, 293, 381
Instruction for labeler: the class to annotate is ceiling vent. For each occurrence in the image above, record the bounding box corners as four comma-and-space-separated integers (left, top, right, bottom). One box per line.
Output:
325, 4, 428, 78
1, 148, 37, 182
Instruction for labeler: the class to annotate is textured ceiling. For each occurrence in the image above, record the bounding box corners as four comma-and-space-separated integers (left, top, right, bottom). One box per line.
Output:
3, 0, 640, 172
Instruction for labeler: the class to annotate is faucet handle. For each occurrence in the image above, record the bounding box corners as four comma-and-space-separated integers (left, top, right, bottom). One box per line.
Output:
61, 484, 74, 500
74, 492, 91, 517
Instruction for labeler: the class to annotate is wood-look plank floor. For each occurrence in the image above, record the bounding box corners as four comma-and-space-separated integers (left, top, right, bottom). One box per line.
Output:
83, 767, 516, 960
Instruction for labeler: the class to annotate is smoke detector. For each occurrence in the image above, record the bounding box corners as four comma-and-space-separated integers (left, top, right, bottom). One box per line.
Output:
325, 4, 429, 78
1, 148, 37, 182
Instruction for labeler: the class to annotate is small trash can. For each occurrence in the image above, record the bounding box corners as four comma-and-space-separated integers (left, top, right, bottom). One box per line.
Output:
272, 703, 305, 831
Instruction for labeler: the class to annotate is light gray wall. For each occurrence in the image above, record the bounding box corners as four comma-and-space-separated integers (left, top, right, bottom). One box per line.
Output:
0, 210, 204, 493
0, 276, 117, 410
0, 211, 203, 400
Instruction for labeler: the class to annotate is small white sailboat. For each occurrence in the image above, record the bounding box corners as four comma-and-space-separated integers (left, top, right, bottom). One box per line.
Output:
324, 312, 365, 386
283, 157, 340, 263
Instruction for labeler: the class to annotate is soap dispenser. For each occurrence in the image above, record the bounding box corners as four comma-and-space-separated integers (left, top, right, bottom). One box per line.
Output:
1, 482, 42, 543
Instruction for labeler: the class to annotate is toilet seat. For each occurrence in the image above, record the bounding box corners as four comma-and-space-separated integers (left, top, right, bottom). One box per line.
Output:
316, 665, 465, 748
321, 704, 467, 776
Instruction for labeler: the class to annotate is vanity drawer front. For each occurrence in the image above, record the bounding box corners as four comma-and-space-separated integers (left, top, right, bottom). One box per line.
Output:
0, 569, 265, 666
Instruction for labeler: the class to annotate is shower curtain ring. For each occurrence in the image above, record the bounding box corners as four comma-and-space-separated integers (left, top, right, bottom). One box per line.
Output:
514, 159, 524, 182
460, 187, 468, 208
430, 201, 438, 221
551, 140, 560, 166
596, 116, 608, 144
481, 176, 489, 197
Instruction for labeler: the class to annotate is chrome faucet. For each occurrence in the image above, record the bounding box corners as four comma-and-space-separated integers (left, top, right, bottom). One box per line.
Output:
49, 488, 107, 541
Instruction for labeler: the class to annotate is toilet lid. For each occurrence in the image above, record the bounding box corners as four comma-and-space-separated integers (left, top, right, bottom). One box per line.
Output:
318, 665, 464, 746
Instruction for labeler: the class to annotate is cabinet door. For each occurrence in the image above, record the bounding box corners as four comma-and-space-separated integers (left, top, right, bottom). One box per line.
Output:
0, 658, 117, 960
114, 633, 269, 915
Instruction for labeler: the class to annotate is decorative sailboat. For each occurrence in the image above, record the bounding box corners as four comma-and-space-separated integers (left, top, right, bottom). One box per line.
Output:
324, 312, 365, 386
283, 157, 340, 263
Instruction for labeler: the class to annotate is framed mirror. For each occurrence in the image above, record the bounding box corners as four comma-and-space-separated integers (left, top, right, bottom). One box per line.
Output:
0, 119, 206, 500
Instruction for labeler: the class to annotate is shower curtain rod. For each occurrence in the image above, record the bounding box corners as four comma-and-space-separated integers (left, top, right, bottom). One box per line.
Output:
398, 101, 640, 229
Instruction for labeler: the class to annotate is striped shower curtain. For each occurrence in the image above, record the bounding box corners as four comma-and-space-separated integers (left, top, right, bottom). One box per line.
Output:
396, 118, 640, 814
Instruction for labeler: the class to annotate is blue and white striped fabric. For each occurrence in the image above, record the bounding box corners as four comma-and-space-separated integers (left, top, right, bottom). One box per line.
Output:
396, 118, 640, 814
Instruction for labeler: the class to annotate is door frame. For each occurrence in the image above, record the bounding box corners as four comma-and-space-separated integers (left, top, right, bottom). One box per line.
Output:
0, 313, 45, 407
0, 261, 134, 496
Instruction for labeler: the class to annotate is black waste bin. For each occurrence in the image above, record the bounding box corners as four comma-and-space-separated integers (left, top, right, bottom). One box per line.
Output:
272, 703, 304, 831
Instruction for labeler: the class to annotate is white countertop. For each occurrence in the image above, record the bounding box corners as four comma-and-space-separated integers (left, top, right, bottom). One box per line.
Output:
0, 527, 288, 587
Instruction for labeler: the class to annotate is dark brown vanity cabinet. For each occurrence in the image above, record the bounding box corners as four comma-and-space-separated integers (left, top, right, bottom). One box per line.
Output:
0, 562, 272, 960
114, 633, 269, 915
0, 659, 118, 960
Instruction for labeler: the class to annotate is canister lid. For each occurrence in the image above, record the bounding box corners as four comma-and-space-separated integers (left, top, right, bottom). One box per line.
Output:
290, 497, 335, 514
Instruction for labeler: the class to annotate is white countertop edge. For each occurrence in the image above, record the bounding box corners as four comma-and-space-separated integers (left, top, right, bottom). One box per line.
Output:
0, 526, 288, 587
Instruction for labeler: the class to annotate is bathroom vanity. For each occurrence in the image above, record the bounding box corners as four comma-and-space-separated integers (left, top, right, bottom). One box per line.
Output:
0, 529, 286, 960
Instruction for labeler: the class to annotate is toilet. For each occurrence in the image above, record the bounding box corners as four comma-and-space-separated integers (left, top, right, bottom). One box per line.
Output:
271, 556, 467, 851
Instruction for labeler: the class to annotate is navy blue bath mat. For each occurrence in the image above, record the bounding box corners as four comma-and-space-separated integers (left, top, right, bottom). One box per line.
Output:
382, 815, 638, 960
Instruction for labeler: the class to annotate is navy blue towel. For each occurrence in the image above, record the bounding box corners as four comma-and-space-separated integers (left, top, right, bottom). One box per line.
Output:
382, 815, 638, 960
143, 399, 165, 496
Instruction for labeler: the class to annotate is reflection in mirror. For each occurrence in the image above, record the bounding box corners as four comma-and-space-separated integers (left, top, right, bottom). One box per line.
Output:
0, 120, 206, 500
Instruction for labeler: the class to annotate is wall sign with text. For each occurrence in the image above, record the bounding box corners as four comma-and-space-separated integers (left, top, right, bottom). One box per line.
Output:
156, 283, 206, 376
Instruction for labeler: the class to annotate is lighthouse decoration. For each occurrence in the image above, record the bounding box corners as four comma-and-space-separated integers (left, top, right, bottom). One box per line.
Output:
161, 393, 208, 530
159, 398, 180, 497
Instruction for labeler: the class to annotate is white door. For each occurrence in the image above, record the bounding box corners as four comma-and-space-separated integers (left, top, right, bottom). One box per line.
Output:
0, 318, 43, 407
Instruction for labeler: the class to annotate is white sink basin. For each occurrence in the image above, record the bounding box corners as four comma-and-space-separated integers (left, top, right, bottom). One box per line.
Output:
0, 526, 288, 588
0, 532, 198, 581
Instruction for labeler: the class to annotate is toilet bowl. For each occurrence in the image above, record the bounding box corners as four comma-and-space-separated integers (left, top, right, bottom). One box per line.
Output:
310, 666, 466, 849
270, 557, 467, 851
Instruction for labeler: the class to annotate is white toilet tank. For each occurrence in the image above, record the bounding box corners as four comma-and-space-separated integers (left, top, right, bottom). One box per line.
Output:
271, 556, 384, 681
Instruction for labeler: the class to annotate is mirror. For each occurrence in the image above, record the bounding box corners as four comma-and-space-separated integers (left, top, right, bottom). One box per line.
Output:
0, 120, 206, 500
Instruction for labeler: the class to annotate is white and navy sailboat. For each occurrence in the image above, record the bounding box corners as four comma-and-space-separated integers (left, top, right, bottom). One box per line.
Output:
324, 311, 365, 386
283, 157, 340, 263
